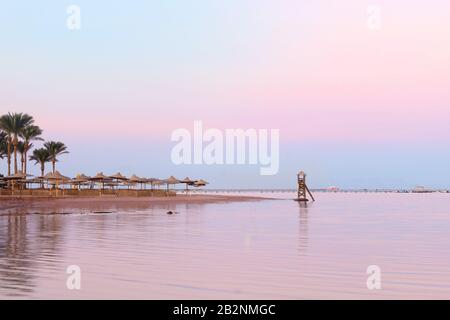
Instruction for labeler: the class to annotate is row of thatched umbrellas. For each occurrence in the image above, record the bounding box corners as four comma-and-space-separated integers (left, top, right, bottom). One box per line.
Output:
0, 171, 209, 191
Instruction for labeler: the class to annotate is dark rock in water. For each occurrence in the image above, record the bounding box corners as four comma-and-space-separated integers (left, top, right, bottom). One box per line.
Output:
167, 211, 174, 215
32, 212, 72, 215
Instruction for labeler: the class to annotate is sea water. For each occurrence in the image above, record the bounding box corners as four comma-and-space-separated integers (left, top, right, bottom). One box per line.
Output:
1, 192, 450, 299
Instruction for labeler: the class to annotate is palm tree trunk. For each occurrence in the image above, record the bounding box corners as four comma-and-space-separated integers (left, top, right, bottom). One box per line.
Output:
52, 159, 56, 173
24, 150, 28, 174
13, 136, 18, 174
41, 163, 45, 188
6, 141, 11, 176
21, 152, 25, 173
13, 146, 18, 174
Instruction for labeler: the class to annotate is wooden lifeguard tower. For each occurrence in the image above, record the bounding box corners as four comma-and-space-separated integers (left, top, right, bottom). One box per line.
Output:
295, 171, 315, 202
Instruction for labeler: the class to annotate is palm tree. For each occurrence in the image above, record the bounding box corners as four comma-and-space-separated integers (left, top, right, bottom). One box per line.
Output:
20, 125, 43, 174
0, 113, 34, 174
0, 131, 7, 161
0, 116, 13, 175
44, 141, 69, 173
30, 148, 51, 188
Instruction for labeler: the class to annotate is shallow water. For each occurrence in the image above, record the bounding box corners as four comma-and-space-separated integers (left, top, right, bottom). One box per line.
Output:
1, 193, 450, 299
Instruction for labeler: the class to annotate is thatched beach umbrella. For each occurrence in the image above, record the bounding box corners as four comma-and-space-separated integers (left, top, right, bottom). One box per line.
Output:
44, 171, 71, 182
75, 174, 92, 189
4, 172, 32, 180
91, 172, 110, 180
109, 173, 128, 188
90, 172, 112, 189
129, 174, 147, 189
194, 179, 209, 187
25, 177, 44, 189
109, 172, 128, 181
104, 181, 120, 188
121, 180, 133, 189
72, 174, 89, 182
129, 174, 145, 183
34, 175, 47, 188
145, 178, 156, 183
145, 178, 161, 190
44, 171, 71, 195
5, 172, 33, 189
77, 174, 91, 180
180, 177, 195, 193
71, 174, 90, 189
164, 176, 180, 191
150, 179, 164, 189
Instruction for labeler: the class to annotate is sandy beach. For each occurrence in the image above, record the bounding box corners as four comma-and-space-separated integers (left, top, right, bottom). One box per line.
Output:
0, 194, 270, 215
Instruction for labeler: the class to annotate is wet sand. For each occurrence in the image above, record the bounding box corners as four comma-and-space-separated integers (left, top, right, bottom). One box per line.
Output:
0, 194, 269, 215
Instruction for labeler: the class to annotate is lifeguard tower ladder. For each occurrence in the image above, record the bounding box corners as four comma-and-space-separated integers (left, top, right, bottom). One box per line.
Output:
295, 171, 315, 202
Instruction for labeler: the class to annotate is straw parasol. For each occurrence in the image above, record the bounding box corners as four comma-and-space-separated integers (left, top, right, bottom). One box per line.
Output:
164, 176, 180, 191
194, 179, 209, 187
108, 173, 129, 189
129, 174, 147, 189
109, 172, 128, 183
44, 171, 72, 194
4, 172, 33, 180
5, 172, 33, 189
120, 180, 132, 189
77, 174, 91, 180
109, 172, 128, 180
129, 174, 146, 183
90, 172, 112, 189
104, 181, 120, 188
145, 178, 159, 190
71, 174, 90, 189
44, 171, 71, 182
150, 179, 164, 189
90, 172, 110, 180
180, 177, 195, 192
25, 177, 45, 189
72, 174, 89, 182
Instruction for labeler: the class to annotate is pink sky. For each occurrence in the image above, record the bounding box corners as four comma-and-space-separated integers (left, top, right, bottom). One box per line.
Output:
1, 1, 450, 187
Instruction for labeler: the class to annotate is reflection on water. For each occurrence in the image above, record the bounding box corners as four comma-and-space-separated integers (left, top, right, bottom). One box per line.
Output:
297, 202, 309, 255
0, 213, 64, 297
1, 193, 450, 299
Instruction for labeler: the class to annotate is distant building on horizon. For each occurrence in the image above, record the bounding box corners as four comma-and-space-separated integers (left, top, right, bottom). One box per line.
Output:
412, 186, 433, 193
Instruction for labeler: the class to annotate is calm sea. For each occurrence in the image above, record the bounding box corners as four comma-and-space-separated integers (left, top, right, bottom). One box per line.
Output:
1, 193, 450, 299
